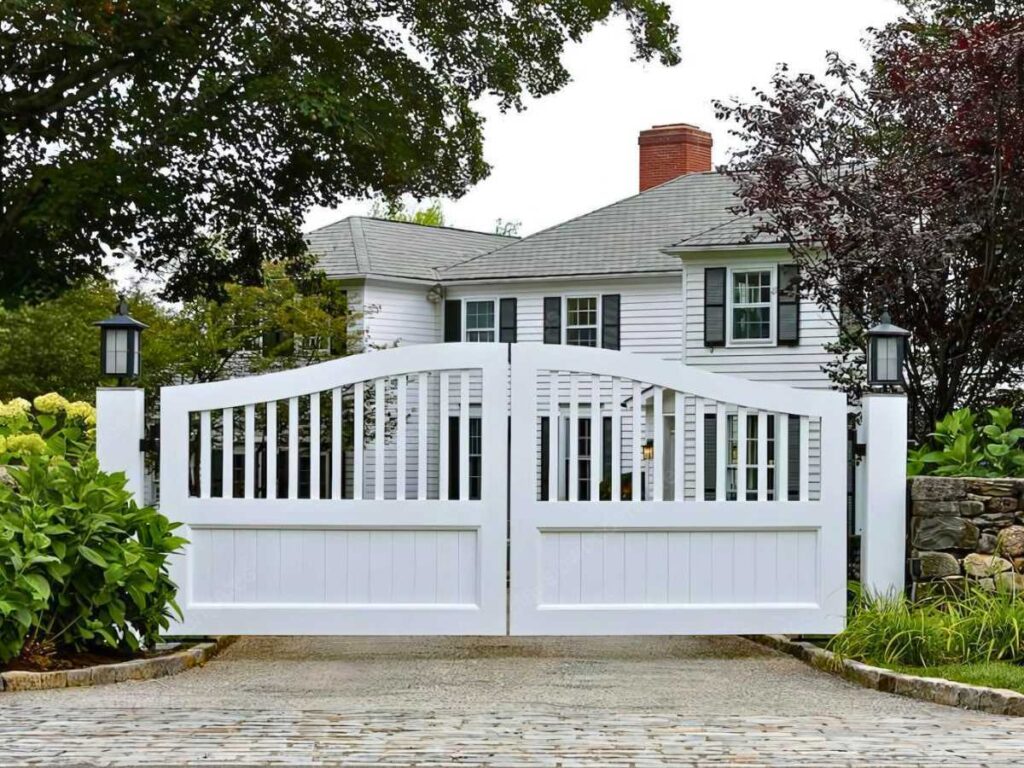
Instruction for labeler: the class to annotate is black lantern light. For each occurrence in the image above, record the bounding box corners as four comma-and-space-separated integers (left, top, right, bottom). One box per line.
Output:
866, 310, 910, 390
94, 297, 148, 384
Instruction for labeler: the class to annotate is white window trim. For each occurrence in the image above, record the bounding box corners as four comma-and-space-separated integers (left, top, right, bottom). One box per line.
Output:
726, 264, 777, 348
461, 297, 499, 343
563, 294, 601, 347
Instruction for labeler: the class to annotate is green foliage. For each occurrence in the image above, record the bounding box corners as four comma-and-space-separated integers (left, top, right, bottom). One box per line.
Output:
0, 454, 185, 664
908, 407, 1024, 477
2, 1, 678, 304
830, 583, 1024, 667
0, 260, 358, 403
0, 394, 95, 464
370, 199, 447, 228
891, 661, 1024, 694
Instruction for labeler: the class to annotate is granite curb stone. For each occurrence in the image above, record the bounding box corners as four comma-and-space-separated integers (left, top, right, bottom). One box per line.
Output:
749, 634, 1024, 717
0, 636, 236, 692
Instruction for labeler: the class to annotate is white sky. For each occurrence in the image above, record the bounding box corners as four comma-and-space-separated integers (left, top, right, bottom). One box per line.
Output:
304, 0, 903, 238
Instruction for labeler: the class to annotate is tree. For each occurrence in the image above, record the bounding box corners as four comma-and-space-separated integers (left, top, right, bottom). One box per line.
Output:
369, 199, 447, 227
493, 218, 522, 237
0, 259, 358, 402
716, 9, 1024, 438
1, 1, 678, 306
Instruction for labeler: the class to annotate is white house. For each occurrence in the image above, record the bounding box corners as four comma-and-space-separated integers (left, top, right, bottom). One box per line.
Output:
301, 123, 841, 505
307, 123, 838, 389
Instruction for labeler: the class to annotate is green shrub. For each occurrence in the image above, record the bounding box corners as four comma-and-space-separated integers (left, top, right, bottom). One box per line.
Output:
0, 393, 95, 464
908, 407, 1024, 477
830, 584, 1024, 667
0, 454, 185, 663
0, 441, 185, 665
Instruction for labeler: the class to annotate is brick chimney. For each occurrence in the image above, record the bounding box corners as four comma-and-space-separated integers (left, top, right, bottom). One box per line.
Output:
638, 123, 713, 192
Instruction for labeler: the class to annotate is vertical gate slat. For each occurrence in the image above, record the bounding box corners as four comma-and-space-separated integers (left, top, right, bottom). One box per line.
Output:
799, 415, 811, 501
631, 381, 642, 504
288, 396, 299, 500
568, 375, 579, 502
777, 413, 789, 502
611, 378, 622, 501
417, 373, 428, 500
244, 403, 255, 499
715, 403, 727, 501
653, 386, 664, 501
459, 373, 470, 501
266, 401, 277, 500
548, 370, 558, 502
673, 392, 685, 501
309, 393, 320, 500
331, 387, 342, 500
221, 408, 233, 499
757, 410, 768, 502
353, 382, 364, 501
439, 372, 449, 501
694, 398, 705, 501
375, 378, 386, 500
199, 410, 211, 498
590, 375, 601, 503
396, 376, 407, 501
737, 407, 747, 502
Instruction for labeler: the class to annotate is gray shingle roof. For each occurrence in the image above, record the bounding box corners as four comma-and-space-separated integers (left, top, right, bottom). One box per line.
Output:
670, 212, 782, 249
439, 172, 755, 281
306, 217, 518, 281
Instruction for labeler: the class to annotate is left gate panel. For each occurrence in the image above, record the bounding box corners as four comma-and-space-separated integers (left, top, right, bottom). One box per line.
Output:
158, 344, 509, 635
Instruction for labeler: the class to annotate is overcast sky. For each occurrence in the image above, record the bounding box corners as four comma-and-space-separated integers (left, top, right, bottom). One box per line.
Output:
304, 0, 903, 238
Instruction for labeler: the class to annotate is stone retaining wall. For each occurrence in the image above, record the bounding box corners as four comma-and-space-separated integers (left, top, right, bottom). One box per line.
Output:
909, 476, 1024, 598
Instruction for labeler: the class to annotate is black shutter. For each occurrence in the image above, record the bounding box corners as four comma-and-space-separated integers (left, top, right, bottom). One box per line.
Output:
601, 294, 621, 350
443, 300, 461, 342
448, 415, 460, 499
777, 264, 800, 346
704, 268, 726, 347
499, 298, 517, 343
543, 297, 561, 344
704, 412, 717, 500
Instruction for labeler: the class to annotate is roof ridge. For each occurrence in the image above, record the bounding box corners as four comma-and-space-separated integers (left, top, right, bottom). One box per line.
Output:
348, 217, 371, 273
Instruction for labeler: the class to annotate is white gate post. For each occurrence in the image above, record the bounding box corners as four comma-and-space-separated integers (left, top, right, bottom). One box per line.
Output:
860, 392, 908, 596
96, 387, 146, 501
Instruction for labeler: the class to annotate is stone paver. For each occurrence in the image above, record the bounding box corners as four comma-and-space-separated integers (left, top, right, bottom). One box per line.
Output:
2, 636, 1024, 765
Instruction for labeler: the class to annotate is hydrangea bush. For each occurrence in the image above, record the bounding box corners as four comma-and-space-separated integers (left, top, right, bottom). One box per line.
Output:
0, 394, 185, 667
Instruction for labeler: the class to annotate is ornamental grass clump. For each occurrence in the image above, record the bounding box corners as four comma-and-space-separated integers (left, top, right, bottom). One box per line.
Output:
0, 393, 185, 667
830, 583, 1024, 668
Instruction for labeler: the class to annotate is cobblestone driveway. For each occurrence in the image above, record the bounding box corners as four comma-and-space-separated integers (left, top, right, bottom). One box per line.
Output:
2, 636, 1023, 766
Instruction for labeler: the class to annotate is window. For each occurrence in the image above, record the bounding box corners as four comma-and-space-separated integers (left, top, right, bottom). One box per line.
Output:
726, 413, 776, 501
730, 269, 773, 343
465, 300, 495, 342
566, 297, 598, 347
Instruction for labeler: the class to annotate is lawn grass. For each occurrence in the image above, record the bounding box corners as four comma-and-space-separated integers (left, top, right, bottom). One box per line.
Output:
891, 661, 1024, 694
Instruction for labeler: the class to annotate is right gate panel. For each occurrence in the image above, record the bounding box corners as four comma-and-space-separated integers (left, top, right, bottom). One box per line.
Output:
509, 344, 848, 636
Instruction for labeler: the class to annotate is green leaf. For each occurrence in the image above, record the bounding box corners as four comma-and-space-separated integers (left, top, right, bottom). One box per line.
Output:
77, 545, 108, 567
22, 573, 50, 601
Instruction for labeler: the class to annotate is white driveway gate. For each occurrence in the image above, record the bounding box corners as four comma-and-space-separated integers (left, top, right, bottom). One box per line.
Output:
159, 343, 847, 636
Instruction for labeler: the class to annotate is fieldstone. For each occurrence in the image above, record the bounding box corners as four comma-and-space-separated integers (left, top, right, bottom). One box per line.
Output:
986, 496, 1020, 514
913, 499, 985, 517
912, 516, 980, 551
972, 512, 1016, 529
962, 553, 1013, 577
1014, 557, 1024, 573
997, 526, 1024, 557
977, 577, 996, 592
0, 670, 67, 691
910, 476, 966, 501
0, 465, 15, 489
995, 572, 1024, 593
917, 551, 961, 578
967, 478, 1020, 497
978, 533, 998, 554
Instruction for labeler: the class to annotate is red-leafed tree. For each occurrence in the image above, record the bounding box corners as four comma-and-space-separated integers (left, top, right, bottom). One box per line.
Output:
716, 3, 1024, 438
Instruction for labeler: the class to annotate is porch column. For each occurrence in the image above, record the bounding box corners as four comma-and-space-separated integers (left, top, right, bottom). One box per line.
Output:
96, 387, 146, 501
860, 392, 908, 596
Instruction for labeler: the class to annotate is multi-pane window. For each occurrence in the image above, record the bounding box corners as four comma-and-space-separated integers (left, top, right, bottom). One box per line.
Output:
566, 297, 598, 347
731, 269, 773, 341
726, 413, 776, 501
469, 417, 483, 499
465, 301, 495, 342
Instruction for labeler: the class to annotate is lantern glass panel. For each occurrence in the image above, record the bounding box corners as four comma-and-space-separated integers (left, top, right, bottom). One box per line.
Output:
872, 336, 901, 384
105, 328, 130, 375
